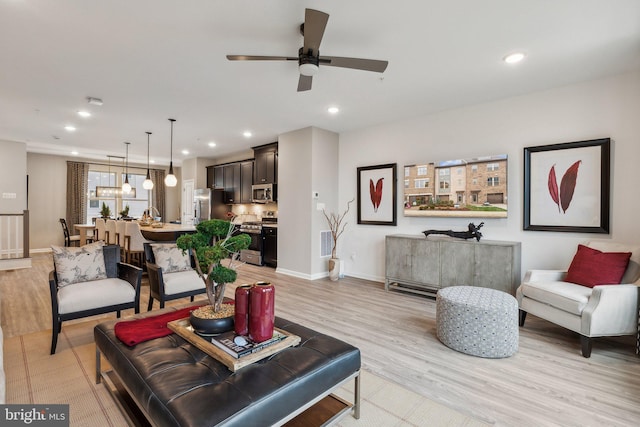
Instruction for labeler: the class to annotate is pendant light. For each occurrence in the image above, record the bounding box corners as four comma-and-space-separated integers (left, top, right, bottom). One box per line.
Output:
122, 142, 132, 194
165, 118, 177, 187
142, 131, 154, 190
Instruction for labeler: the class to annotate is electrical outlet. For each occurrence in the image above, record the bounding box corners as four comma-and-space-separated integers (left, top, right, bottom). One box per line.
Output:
316, 202, 325, 211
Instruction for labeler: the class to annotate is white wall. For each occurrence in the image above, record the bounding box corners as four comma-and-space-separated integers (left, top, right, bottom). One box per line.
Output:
0, 140, 27, 213
278, 127, 314, 276
338, 71, 640, 282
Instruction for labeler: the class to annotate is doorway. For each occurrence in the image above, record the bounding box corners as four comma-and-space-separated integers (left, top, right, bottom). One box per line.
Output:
182, 179, 195, 225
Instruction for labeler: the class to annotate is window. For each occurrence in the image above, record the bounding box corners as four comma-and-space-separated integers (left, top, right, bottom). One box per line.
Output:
87, 168, 149, 222
417, 166, 428, 176
471, 165, 478, 173
404, 179, 409, 188
471, 193, 478, 203
457, 167, 463, 174
487, 163, 499, 171
487, 177, 500, 186
438, 168, 450, 176
472, 178, 478, 185
404, 167, 410, 177
439, 181, 450, 190
414, 178, 429, 188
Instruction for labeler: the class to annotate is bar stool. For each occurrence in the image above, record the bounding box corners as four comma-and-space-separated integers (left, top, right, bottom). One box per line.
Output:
125, 222, 150, 268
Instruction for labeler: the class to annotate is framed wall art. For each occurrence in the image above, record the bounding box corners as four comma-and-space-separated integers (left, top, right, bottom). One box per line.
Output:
403, 154, 508, 218
357, 163, 397, 226
523, 138, 610, 233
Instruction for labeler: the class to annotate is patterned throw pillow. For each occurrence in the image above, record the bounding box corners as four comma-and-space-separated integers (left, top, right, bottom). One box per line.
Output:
151, 244, 192, 273
52, 241, 107, 287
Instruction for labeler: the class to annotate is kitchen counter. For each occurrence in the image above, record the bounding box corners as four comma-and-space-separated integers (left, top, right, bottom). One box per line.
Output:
139, 223, 197, 241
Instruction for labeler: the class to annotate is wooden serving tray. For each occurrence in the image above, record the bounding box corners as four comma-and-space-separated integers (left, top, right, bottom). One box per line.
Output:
167, 318, 301, 372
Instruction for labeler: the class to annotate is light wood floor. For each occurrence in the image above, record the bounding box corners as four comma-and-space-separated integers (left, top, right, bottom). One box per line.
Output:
2, 253, 640, 426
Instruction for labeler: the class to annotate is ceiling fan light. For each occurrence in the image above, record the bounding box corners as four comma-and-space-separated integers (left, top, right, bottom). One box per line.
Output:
299, 63, 319, 76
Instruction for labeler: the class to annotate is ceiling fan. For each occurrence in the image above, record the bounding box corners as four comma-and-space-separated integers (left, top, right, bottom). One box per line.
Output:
226, 8, 389, 92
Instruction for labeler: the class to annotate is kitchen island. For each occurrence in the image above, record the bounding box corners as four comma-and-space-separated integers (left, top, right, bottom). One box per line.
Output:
139, 223, 197, 242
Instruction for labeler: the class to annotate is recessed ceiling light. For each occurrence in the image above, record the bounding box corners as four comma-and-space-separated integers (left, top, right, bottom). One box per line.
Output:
149, 159, 155, 164
64, 125, 76, 132
208, 141, 217, 148
503, 52, 526, 64
181, 149, 189, 155
243, 131, 252, 138
328, 106, 340, 114
71, 150, 79, 156
77, 110, 91, 118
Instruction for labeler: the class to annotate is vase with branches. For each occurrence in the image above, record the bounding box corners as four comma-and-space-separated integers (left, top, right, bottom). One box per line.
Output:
322, 198, 354, 280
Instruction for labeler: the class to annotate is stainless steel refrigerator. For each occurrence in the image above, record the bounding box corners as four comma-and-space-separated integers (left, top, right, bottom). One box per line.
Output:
194, 189, 229, 224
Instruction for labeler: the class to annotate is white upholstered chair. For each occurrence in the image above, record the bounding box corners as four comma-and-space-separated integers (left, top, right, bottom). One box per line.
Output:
94, 218, 106, 242
115, 221, 128, 247
517, 240, 640, 357
49, 242, 142, 354
124, 222, 150, 267
144, 243, 205, 310
105, 219, 118, 245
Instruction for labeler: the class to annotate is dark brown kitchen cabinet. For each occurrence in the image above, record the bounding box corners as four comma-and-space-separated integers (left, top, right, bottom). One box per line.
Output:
253, 143, 277, 184
206, 165, 225, 189
240, 160, 254, 203
207, 159, 254, 204
224, 163, 241, 203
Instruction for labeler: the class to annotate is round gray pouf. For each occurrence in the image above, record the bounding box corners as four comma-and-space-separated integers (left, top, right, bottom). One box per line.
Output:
436, 286, 518, 358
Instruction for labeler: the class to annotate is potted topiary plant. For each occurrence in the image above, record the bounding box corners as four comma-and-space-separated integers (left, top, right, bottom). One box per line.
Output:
100, 202, 112, 219
119, 204, 130, 219
322, 198, 354, 281
176, 219, 251, 330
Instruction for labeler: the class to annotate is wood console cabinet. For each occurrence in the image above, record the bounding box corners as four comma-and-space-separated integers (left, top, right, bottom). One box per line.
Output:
385, 234, 521, 297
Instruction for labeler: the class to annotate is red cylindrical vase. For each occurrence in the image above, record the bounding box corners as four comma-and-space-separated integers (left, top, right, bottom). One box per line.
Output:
249, 282, 275, 343
234, 284, 252, 336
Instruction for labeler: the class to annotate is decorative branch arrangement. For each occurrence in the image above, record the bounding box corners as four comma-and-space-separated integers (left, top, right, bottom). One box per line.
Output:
322, 198, 355, 259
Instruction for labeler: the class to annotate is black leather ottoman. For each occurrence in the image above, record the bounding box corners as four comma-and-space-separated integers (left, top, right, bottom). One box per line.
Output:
94, 307, 361, 427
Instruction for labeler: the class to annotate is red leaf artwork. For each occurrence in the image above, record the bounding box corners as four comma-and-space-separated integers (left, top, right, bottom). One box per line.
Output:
547, 160, 581, 214
559, 160, 581, 213
369, 178, 384, 212
548, 165, 560, 213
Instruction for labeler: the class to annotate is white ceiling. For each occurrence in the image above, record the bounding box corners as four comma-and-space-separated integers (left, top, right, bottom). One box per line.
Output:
1, 0, 639, 166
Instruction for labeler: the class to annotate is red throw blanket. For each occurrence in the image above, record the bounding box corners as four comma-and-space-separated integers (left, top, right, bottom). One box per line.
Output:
114, 304, 207, 346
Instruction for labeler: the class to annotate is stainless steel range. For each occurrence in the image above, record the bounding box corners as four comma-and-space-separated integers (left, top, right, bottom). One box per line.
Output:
239, 221, 263, 265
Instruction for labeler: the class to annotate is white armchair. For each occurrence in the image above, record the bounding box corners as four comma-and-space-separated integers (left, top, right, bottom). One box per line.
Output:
517, 241, 640, 357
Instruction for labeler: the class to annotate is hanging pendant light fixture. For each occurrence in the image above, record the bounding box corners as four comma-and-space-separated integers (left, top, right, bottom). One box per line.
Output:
165, 118, 178, 187
142, 131, 154, 190
122, 141, 132, 194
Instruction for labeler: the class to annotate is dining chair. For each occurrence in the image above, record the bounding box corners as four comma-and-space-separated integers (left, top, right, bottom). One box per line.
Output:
125, 222, 150, 268
59, 218, 80, 247
94, 218, 107, 241
105, 220, 118, 245
115, 220, 128, 259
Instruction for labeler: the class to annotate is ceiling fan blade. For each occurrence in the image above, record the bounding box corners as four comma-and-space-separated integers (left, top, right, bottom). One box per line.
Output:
320, 56, 389, 73
303, 9, 329, 53
297, 75, 313, 92
226, 55, 297, 61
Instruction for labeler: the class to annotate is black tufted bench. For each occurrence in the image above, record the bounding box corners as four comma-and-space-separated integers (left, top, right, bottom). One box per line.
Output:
94, 306, 361, 427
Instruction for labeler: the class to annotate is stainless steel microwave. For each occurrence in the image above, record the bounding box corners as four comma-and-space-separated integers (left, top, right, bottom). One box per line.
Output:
252, 183, 276, 203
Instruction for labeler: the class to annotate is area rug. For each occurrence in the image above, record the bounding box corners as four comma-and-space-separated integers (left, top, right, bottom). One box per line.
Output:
4, 320, 488, 427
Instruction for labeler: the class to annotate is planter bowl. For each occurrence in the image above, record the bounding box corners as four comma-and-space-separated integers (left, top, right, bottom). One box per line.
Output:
189, 312, 234, 335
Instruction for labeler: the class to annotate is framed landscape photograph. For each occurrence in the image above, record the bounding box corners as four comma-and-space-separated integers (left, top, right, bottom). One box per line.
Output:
357, 163, 397, 226
403, 154, 508, 218
523, 138, 610, 233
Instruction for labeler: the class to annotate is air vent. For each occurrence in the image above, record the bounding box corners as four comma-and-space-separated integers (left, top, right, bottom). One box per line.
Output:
320, 230, 333, 257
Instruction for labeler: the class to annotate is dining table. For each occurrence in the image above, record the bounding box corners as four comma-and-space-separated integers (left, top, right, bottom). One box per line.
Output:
74, 223, 96, 246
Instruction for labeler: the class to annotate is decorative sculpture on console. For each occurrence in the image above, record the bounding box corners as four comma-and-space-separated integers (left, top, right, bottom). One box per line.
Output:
422, 222, 484, 241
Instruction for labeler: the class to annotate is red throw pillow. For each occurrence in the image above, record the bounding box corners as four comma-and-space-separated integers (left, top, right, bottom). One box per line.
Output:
565, 244, 632, 288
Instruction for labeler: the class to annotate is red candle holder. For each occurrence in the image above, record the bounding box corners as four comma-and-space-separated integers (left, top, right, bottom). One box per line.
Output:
234, 284, 252, 336
249, 282, 275, 343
